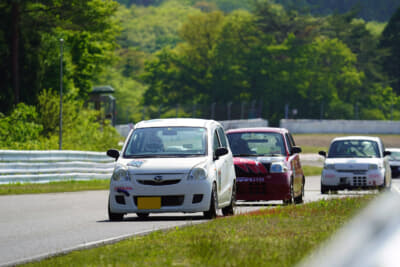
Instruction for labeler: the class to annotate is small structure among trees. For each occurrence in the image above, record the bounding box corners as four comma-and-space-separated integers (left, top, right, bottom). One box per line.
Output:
89, 86, 116, 126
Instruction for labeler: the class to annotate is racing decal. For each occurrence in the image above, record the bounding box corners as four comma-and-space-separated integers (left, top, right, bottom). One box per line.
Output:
237, 177, 265, 182
127, 160, 145, 168
234, 158, 268, 175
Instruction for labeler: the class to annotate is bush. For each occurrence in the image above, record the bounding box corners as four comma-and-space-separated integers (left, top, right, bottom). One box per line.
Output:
0, 103, 43, 148
0, 91, 122, 151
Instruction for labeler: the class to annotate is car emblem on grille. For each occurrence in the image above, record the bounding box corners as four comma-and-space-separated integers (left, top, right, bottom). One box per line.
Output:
154, 175, 163, 183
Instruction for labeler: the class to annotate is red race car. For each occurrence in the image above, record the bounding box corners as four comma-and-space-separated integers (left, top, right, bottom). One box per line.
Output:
226, 127, 305, 204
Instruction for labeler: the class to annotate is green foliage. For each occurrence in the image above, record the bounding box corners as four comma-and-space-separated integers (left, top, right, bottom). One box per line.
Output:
117, 1, 201, 53
0, 91, 122, 151
0, 104, 43, 148
275, 0, 399, 22
0, 0, 120, 113
380, 7, 400, 95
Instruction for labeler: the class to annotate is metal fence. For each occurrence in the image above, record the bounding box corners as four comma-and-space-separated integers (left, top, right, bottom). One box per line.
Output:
137, 101, 398, 123
0, 150, 115, 184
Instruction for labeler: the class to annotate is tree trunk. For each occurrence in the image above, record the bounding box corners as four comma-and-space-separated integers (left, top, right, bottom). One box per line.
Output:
11, 1, 20, 105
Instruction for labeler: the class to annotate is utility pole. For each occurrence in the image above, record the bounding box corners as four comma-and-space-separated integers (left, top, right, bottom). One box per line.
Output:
59, 38, 64, 150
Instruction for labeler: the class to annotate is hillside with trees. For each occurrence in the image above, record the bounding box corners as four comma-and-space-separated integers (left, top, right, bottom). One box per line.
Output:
0, 0, 400, 149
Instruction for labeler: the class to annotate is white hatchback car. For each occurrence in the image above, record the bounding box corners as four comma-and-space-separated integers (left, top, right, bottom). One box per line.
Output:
106, 118, 236, 220
319, 136, 392, 194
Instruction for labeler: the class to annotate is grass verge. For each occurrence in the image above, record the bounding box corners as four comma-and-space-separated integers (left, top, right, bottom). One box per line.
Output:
23, 195, 374, 267
302, 165, 322, 176
0, 179, 109, 195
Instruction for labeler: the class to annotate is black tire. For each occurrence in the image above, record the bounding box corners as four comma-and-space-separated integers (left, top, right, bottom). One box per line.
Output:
294, 177, 305, 204
108, 198, 124, 221
136, 212, 149, 219
321, 184, 328, 194
204, 183, 218, 219
283, 181, 294, 205
222, 182, 236, 216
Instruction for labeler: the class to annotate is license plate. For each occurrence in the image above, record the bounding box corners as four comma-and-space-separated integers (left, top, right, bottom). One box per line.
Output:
137, 197, 161, 209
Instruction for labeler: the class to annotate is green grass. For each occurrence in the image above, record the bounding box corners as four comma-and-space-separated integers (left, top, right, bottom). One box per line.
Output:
0, 166, 322, 196
302, 165, 322, 176
22, 195, 374, 267
0, 179, 109, 195
301, 146, 327, 154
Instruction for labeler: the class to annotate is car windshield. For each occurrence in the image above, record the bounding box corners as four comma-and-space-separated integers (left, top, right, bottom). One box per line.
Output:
123, 127, 207, 158
227, 132, 286, 157
388, 151, 400, 161
328, 140, 380, 158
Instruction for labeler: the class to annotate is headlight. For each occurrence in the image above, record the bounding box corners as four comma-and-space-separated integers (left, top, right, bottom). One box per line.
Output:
188, 167, 207, 180
368, 164, 378, 170
112, 165, 130, 181
324, 164, 335, 170
270, 162, 288, 173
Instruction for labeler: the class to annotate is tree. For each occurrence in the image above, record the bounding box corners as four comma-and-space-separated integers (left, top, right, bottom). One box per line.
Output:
380, 7, 400, 94
0, 0, 120, 113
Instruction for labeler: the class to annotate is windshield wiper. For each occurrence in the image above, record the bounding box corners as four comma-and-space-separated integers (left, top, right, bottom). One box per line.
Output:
258, 153, 283, 157
233, 154, 255, 157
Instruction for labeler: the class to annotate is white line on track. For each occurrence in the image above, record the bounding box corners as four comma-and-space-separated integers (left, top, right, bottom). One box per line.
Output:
392, 184, 400, 195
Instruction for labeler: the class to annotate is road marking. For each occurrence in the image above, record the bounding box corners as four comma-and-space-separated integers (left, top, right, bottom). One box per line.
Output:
392, 184, 400, 195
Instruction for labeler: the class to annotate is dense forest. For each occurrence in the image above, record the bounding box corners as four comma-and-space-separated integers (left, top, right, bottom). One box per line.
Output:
0, 0, 400, 149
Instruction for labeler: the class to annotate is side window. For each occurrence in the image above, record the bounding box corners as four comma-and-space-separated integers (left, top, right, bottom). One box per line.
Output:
285, 133, 295, 154
217, 127, 228, 148
213, 130, 220, 152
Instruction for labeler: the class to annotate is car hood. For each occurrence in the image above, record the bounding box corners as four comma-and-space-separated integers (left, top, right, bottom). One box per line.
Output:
118, 157, 208, 174
324, 157, 383, 170
389, 160, 400, 166
233, 156, 285, 175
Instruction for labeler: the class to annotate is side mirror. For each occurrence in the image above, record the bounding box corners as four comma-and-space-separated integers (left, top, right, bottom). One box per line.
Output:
292, 146, 302, 154
214, 147, 228, 160
107, 149, 120, 161
318, 151, 326, 158
384, 151, 391, 157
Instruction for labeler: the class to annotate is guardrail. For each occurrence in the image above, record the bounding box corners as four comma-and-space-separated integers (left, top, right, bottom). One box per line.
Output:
0, 150, 115, 184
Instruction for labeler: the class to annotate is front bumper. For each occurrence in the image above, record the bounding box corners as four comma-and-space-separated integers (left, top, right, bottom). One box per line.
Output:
109, 179, 212, 214
236, 173, 291, 201
321, 169, 385, 189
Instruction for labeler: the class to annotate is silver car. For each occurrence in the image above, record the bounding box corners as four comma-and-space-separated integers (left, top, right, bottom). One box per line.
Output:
319, 136, 392, 193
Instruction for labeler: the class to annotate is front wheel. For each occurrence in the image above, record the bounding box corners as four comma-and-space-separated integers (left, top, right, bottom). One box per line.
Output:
321, 184, 328, 194
136, 213, 149, 219
294, 177, 304, 204
204, 183, 218, 219
283, 181, 294, 205
108, 198, 124, 221
222, 182, 236, 216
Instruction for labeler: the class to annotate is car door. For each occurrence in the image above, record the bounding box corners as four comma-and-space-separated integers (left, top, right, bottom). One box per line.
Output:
216, 126, 234, 205
212, 129, 224, 207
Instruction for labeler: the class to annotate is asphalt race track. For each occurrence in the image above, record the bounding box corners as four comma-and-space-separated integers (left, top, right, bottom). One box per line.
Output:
1, 176, 399, 266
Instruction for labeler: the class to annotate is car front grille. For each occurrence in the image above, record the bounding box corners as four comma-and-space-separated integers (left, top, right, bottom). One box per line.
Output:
353, 176, 367, 186
237, 182, 266, 195
137, 179, 181, 186
337, 170, 367, 174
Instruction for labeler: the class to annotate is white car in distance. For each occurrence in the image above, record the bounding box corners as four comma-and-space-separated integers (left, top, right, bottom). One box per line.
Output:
106, 118, 236, 220
319, 136, 392, 194
386, 148, 400, 178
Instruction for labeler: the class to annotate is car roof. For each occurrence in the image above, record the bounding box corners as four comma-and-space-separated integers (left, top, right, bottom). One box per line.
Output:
330, 136, 381, 143
134, 118, 219, 129
226, 127, 289, 134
